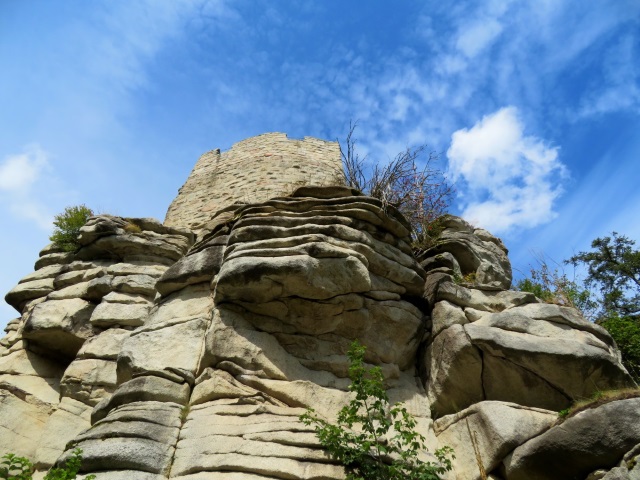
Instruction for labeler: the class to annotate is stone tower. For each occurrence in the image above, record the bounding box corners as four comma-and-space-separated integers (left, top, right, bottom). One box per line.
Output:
164, 132, 344, 231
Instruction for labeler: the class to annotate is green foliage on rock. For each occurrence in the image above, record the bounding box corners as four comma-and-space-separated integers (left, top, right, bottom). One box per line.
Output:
515, 256, 597, 318
300, 340, 454, 480
518, 233, 640, 382
0, 449, 94, 480
49, 205, 94, 252
567, 232, 640, 318
599, 314, 640, 381
566, 233, 640, 382
339, 122, 454, 252
0, 453, 32, 480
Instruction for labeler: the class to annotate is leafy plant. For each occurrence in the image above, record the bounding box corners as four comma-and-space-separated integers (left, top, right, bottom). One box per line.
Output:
49, 205, 94, 252
340, 122, 454, 251
300, 340, 454, 480
0, 449, 94, 480
515, 254, 597, 319
599, 313, 640, 381
44, 448, 94, 480
0, 453, 33, 480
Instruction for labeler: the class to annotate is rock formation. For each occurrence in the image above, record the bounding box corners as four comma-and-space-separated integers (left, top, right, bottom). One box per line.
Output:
1, 133, 638, 480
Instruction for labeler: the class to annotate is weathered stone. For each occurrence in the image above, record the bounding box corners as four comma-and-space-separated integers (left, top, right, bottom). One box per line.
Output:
60, 358, 117, 405
466, 315, 634, 408
5, 278, 54, 311
191, 368, 266, 406
19, 265, 68, 283
504, 398, 640, 480
117, 317, 209, 383
77, 328, 132, 360
89, 301, 150, 327
34, 252, 74, 270
156, 244, 225, 297
425, 324, 484, 418
54, 266, 105, 290
59, 437, 175, 475
0, 390, 51, 460
91, 375, 190, 423
22, 298, 96, 358
421, 251, 461, 276
216, 253, 371, 304
34, 397, 92, 468
437, 282, 536, 312
0, 372, 60, 404
431, 300, 468, 338
101, 291, 153, 304
111, 274, 158, 296
434, 401, 556, 480
0, 145, 638, 480
422, 215, 512, 288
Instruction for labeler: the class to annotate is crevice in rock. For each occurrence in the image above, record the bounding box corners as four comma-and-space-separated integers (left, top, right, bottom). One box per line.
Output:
480, 349, 572, 404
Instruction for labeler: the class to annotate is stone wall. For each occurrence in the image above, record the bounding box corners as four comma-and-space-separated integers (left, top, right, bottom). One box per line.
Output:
164, 133, 344, 231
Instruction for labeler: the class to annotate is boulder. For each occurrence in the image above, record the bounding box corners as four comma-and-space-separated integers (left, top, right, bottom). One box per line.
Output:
426, 308, 634, 417
504, 398, 640, 480
434, 401, 556, 480
422, 215, 512, 289
156, 242, 226, 297
22, 298, 96, 358
4, 278, 54, 312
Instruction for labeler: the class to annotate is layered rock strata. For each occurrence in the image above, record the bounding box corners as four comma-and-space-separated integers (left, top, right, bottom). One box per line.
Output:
0, 181, 638, 479
1, 216, 192, 471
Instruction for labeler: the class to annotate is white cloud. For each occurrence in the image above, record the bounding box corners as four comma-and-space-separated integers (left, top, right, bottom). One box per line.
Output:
0, 146, 49, 193
456, 18, 503, 58
447, 106, 566, 234
0, 146, 54, 230
9, 202, 53, 231
578, 34, 640, 117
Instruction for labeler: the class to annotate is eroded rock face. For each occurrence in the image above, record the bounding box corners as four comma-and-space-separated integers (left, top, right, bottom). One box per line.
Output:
420, 215, 512, 289
0, 183, 636, 480
504, 398, 640, 480
420, 218, 634, 419
0, 216, 193, 471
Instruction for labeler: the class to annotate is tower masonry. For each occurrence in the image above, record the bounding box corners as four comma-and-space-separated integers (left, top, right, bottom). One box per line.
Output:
164, 132, 344, 231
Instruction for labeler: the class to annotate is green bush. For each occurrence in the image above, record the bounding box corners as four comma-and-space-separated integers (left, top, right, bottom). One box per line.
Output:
599, 314, 640, 381
0, 449, 94, 480
300, 341, 454, 480
49, 205, 94, 252
515, 255, 597, 319
0, 454, 32, 480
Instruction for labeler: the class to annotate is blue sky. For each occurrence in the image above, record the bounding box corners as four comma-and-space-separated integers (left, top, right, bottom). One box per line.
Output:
1, 0, 639, 328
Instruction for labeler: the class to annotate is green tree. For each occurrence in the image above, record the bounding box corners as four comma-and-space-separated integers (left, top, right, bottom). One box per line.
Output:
563, 232, 640, 382
49, 205, 94, 252
599, 313, 640, 381
518, 234, 640, 382
566, 232, 640, 317
300, 341, 453, 480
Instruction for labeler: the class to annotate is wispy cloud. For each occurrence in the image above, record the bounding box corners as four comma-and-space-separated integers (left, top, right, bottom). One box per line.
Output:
578, 33, 640, 117
0, 146, 49, 193
0, 146, 54, 230
447, 107, 566, 233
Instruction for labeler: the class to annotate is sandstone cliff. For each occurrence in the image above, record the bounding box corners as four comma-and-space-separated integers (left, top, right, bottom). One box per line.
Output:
1, 134, 638, 480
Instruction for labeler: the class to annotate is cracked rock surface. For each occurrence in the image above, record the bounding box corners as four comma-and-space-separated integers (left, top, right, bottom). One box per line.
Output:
0, 187, 637, 480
